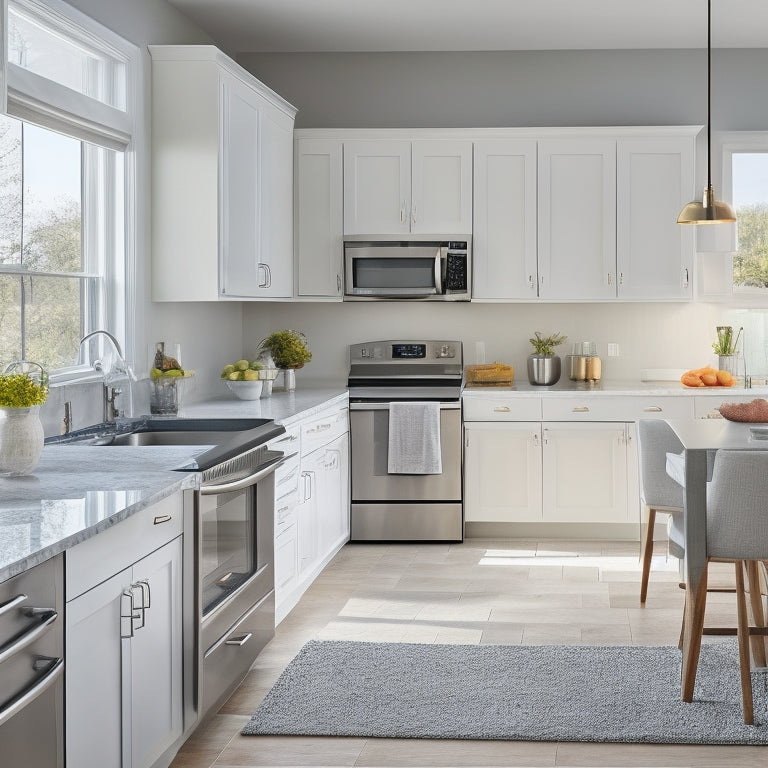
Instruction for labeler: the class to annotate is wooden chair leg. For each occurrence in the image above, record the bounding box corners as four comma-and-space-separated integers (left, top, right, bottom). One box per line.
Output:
735, 561, 754, 725
640, 507, 656, 604
745, 560, 767, 667
681, 565, 709, 702
678, 586, 687, 651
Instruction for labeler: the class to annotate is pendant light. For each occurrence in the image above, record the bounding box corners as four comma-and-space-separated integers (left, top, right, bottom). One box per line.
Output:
677, 0, 736, 224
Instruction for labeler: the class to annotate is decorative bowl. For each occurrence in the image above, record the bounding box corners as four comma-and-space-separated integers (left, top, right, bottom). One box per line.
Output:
225, 380, 263, 400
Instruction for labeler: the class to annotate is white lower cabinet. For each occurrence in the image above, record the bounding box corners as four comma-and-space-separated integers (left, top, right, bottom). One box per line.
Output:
464, 422, 542, 522
273, 402, 350, 624
541, 422, 629, 523
65, 495, 184, 768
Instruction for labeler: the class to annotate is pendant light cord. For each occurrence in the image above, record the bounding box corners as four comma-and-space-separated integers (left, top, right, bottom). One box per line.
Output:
707, 0, 712, 190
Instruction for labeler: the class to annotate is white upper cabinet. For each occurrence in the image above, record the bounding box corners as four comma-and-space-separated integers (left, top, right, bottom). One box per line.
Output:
616, 136, 695, 300
472, 140, 538, 299
150, 45, 296, 301
538, 138, 617, 301
343, 140, 472, 235
295, 138, 344, 298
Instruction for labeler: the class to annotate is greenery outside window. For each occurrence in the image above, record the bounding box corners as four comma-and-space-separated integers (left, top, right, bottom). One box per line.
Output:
0, 0, 137, 378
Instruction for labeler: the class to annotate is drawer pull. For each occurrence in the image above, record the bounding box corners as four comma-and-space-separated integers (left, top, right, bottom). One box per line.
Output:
572, 406, 590, 413
225, 632, 252, 647
492, 406, 511, 413
308, 423, 332, 433
0, 593, 27, 618
153, 514, 173, 525
643, 406, 663, 412
0, 657, 63, 729
0, 609, 58, 664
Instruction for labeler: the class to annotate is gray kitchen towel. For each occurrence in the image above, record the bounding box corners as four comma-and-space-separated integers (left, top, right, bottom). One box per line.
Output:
387, 401, 442, 474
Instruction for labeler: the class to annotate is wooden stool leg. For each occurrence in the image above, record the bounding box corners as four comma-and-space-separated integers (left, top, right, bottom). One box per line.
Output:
735, 561, 754, 725
640, 507, 657, 604
745, 560, 767, 667
678, 586, 687, 651
682, 565, 709, 702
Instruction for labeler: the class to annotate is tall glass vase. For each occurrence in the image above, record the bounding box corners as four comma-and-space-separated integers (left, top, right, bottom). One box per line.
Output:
0, 405, 44, 476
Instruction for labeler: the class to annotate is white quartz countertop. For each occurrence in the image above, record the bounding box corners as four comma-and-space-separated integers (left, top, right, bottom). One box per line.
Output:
462, 380, 768, 397
0, 386, 348, 583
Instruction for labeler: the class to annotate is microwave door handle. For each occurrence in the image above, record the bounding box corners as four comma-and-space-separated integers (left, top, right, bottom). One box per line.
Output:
434, 248, 444, 295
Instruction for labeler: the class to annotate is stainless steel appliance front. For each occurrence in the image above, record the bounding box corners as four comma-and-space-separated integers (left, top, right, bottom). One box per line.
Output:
0, 554, 64, 767
348, 340, 464, 541
344, 238, 470, 301
197, 444, 284, 723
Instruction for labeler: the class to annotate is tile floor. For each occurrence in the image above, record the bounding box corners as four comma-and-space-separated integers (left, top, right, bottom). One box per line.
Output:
170, 538, 767, 767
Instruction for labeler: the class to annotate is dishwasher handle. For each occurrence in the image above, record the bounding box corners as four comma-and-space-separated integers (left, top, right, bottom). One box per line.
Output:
200, 454, 285, 495
0, 657, 63, 728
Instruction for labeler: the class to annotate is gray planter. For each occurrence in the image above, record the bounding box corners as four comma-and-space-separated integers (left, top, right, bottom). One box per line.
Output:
527, 354, 561, 386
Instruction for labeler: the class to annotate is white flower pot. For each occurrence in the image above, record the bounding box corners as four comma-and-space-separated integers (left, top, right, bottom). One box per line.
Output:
0, 405, 44, 476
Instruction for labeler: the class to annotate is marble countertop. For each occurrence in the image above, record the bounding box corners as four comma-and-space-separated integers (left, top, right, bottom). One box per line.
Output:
0, 386, 348, 584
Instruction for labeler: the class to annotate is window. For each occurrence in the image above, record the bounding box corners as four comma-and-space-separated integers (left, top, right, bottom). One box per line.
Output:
722, 136, 768, 295
0, 0, 137, 376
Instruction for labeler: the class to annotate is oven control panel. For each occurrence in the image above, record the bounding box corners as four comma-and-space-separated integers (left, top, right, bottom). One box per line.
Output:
350, 340, 462, 364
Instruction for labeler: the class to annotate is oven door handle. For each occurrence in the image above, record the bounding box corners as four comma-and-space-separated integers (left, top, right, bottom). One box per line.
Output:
349, 402, 460, 411
0, 656, 63, 728
200, 454, 286, 495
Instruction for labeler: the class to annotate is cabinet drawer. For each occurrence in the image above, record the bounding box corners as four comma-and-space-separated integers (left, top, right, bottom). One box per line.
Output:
275, 488, 298, 530
66, 493, 183, 600
300, 406, 349, 456
693, 393, 760, 419
542, 396, 694, 422
462, 395, 542, 421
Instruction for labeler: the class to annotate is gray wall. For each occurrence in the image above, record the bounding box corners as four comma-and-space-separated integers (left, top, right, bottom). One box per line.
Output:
237, 49, 768, 130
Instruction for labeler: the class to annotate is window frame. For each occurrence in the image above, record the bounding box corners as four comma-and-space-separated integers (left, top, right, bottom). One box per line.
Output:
719, 131, 768, 307
0, 0, 138, 381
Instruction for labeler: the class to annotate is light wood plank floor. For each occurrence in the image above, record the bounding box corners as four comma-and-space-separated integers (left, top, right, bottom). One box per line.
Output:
171, 538, 766, 768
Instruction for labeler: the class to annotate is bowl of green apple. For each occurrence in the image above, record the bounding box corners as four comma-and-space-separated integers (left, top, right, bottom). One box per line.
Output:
221, 359, 264, 400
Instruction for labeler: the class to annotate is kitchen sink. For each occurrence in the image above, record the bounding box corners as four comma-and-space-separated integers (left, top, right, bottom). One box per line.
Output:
47, 417, 275, 447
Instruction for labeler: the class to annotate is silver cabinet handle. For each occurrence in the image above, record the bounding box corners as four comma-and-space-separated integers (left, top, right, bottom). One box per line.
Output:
643, 406, 663, 412
0, 593, 27, 618
0, 657, 63, 728
400, 199, 407, 223
572, 406, 590, 412
492, 406, 511, 413
533, 433, 540, 447
542, 427, 549, 445
412, 201, 417, 225
682, 267, 690, 289
0, 609, 58, 665
121, 589, 137, 638
337, 274, 342, 294
607, 272, 612, 285
301, 470, 314, 502
153, 514, 172, 525
225, 632, 252, 647
257, 262, 271, 288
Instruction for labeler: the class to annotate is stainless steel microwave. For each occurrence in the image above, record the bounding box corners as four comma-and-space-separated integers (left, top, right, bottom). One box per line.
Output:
344, 238, 471, 301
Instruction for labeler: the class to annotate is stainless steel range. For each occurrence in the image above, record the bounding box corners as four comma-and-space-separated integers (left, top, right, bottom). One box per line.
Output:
347, 340, 463, 542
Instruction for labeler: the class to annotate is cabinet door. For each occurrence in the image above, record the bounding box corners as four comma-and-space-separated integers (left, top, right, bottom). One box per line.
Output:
295, 138, 344, 298
259, 101, 294, 298
473, 140, 538, 299
128, 536, 184, 768
538, 139, 616, 300
464, 422, 543, 523
317, 433, 350, 554
411, 140, 472, 234
542, 422, 628, 523
617, 136, 695, 299
219, 73, 262, 298
343, 141, 411, 234
65, 567, 131, 768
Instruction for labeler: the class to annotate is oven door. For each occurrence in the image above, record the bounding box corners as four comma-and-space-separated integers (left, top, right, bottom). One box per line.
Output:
349, 402, 461, 501
344, 243, 444, 298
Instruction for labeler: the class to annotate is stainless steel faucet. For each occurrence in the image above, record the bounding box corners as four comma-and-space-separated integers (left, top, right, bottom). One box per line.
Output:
78, 331, 129, 423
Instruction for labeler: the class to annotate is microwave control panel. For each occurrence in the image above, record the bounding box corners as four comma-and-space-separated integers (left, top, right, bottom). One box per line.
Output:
445, 243, 468, 292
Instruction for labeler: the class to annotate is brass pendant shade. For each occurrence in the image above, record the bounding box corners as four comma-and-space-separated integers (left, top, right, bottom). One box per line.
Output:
677, 0, 736, 226
677, 185, 736, 224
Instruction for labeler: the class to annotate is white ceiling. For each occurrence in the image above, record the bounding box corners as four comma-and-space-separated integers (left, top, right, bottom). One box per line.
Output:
168, 0, 768, 54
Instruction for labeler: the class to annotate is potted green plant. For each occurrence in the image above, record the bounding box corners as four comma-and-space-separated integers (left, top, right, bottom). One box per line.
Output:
259, 330, 312, 391
712, 325, 742, 375
527, 331, 567, 386
0, 361, 48, 476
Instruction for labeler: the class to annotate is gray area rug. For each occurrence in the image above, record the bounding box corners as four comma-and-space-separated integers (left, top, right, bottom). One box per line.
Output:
242, 640, 768, 743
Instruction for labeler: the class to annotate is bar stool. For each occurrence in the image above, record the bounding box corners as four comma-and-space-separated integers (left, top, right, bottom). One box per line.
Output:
687, 449, 768, 724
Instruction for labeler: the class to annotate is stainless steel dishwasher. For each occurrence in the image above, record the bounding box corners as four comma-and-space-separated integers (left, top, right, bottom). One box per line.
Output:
0, 554, 64, 766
